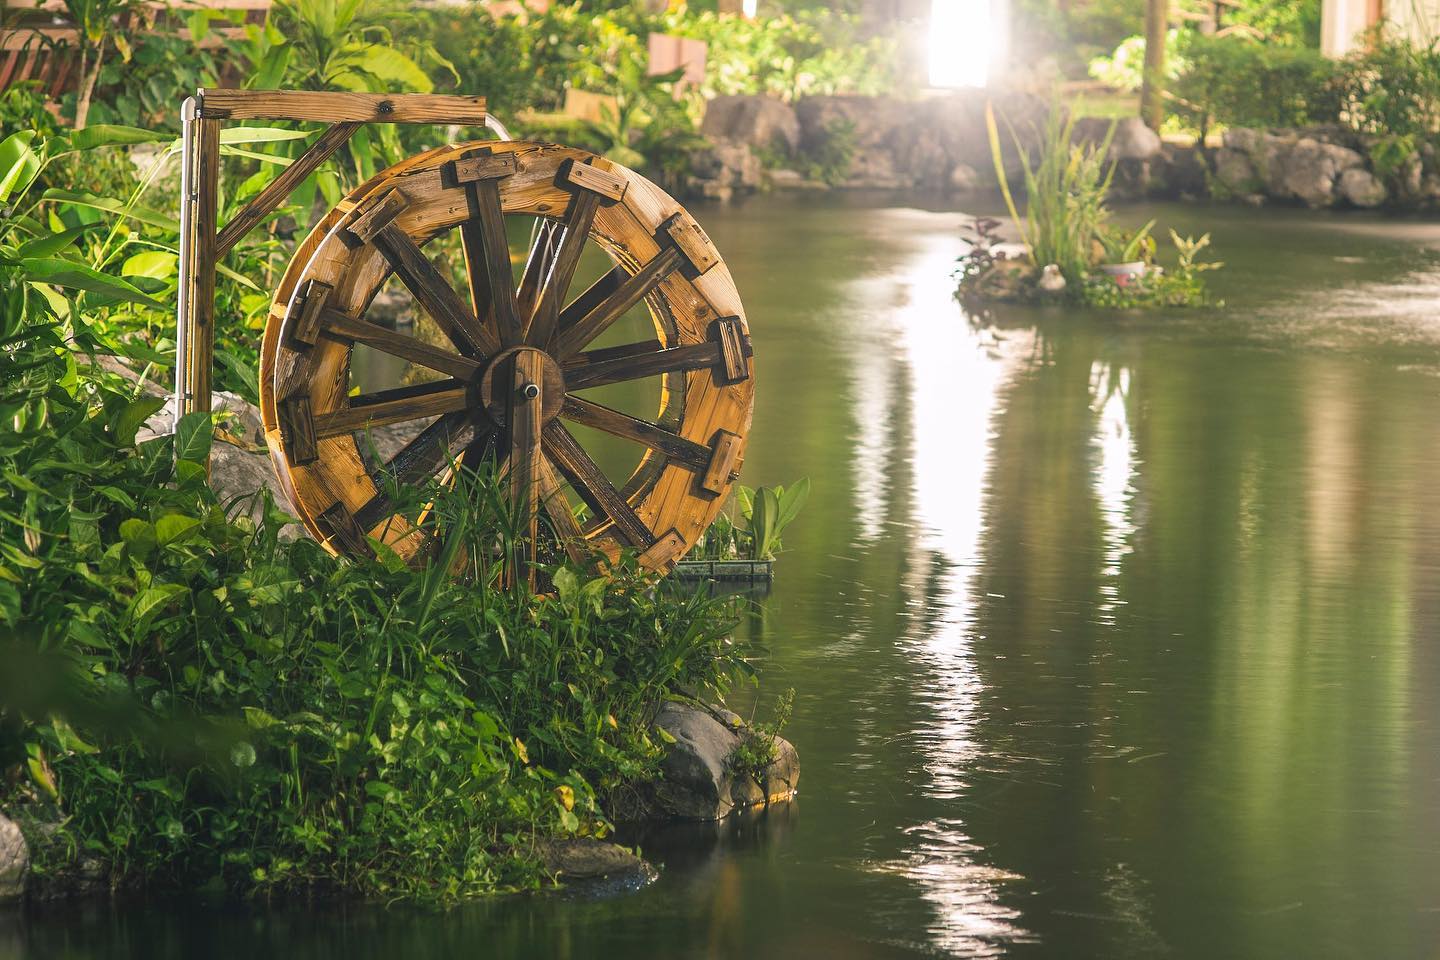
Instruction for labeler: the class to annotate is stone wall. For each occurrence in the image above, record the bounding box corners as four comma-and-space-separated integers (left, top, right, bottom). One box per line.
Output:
687, 93, 1426, 213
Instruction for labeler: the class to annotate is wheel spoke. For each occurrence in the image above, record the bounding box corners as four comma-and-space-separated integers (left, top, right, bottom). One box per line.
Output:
466, 177, 525, 347
459, 219, 494, 332
563, 339, 723, 392
560, 395, 712, 472
538, 455, 589, 565
353, 411, 483, 533
526, 191, 600, 348
555, 265, 624, 334
313, 379, 470, 438
552, 247, 683, 358
504, 350, 546, 589
352, 196, 498, 358
323, 311, 482, 380
542, 421, 655, 548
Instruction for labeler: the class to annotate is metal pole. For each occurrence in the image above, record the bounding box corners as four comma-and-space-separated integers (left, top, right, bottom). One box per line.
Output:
173, 94, 199, 428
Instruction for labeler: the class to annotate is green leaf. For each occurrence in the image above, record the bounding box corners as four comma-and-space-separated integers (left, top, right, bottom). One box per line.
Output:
156, 514, 201, 546
244, 706, 282, 730
174, 411, 213, 464
121, 250, 178, 280
17, 226, 93, 258
774, 477, 810, 534
20, 257, 166, 309
42, 190, 180, 232
67, 125, 171, 151
219, 126, 312, 145
129, 583, 189, 624
0, 131, 40, 203
112, 395, 166, 447
119, 518, 157, 558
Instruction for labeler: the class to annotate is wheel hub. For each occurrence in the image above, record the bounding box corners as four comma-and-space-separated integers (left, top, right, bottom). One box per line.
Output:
477, 345, 565, 426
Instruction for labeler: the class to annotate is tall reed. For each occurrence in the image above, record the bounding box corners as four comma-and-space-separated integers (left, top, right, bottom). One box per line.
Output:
986, 103, 1117, 284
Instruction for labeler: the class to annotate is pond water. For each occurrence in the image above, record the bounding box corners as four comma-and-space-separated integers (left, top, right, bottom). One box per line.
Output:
11, 197, 1440, 958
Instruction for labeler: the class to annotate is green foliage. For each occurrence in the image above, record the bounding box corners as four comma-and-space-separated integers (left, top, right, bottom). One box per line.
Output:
1170, 33, 1342, 136
0, 336, 749, 902
987, 103, 1116, 286
1099, 219, 1156, 264
1080, 231, 1223, 308
724, 688, 795, 782
664, 8, 900, 102
691, 480, 810, 562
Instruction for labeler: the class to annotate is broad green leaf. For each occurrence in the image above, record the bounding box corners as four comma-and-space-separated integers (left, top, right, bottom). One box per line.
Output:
119, 518, 157, 558
112, 395, 166, 447
219, 127, 311, 145
0, 131, 40, 203
156, 514, 201, 546
244, 706, 282, 730
230, 741, 257, 768
68, 124, 171, 151
219, 145, 296, 166
129, 583, 189, 624
17, 226, 92, 258
175, 411, 214, 464
121, 250, 178, 280
775, 477, 810, 533
42, 190, 180, 232
20, 258, 165, 309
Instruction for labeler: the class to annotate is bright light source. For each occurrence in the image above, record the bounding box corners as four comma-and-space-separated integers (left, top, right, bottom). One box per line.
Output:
742, 0, 758, 18
929, 0, 996, 89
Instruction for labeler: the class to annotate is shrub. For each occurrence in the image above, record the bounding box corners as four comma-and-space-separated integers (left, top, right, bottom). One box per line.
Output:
1171, 33, 1343, 136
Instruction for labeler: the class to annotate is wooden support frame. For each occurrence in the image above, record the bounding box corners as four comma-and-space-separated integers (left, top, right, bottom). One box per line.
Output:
173, 87, 489, 427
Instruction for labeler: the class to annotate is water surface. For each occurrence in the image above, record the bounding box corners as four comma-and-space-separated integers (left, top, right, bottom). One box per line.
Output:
10, 197, 1440, 959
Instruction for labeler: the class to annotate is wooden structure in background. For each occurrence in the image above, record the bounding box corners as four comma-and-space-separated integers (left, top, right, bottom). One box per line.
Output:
177, 88, 753, 583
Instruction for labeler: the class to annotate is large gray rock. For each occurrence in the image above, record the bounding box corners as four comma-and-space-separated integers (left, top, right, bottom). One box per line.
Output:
701, 95, 800, 157
1264, 137, 1364, 208
651, 701, 799, 821
1108, 117, 1162, 161
1337, 167, 1387, 208
0, 813, 28, 902
1213, 148, 1260, 195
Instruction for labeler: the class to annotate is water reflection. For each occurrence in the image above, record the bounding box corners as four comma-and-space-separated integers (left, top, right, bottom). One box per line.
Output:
843, 217, 1034, 953
1089, 362, 1136, 619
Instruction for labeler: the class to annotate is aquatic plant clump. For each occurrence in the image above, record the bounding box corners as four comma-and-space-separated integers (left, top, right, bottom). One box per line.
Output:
955, 105, 1222, 309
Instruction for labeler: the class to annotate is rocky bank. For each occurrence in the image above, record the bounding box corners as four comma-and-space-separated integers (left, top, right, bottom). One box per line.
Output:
688, 91, 1427, 212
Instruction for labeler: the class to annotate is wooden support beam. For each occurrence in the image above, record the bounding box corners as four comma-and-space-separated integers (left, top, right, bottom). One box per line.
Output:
216, 121, 361, 257
186, 116, 222, 417
506, 350, 545, 589
197, 89, 487, 125
562, 340, 724, 392
321, 311, 482, 380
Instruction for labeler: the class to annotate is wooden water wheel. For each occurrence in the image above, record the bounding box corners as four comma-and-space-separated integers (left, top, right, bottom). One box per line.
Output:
256, 141, 754, 583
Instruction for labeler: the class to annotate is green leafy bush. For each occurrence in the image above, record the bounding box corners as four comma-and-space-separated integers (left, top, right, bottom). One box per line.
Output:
0, 342, 749, 901
1170, 33, 1342, 136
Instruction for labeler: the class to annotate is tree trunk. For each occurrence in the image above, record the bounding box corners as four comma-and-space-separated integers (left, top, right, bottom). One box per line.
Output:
1140, 0, 1168, 130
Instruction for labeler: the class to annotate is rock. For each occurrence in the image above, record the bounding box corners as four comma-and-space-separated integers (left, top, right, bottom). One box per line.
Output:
686, 140, 761, 200
1242, 192, 1267, 208
1265, 137, 1359, 208
651, 701, 799, 821
701, 95, 800, 157
1221, 126, 1264, 154
537, 838, 650, 881
948, 163, 981, 191
1157, 142, 1210, 199
0, 813, 28, 902
1337, 167, 1387, 208
1109, 117, 1162, 161
1213, 148, 1260, 195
